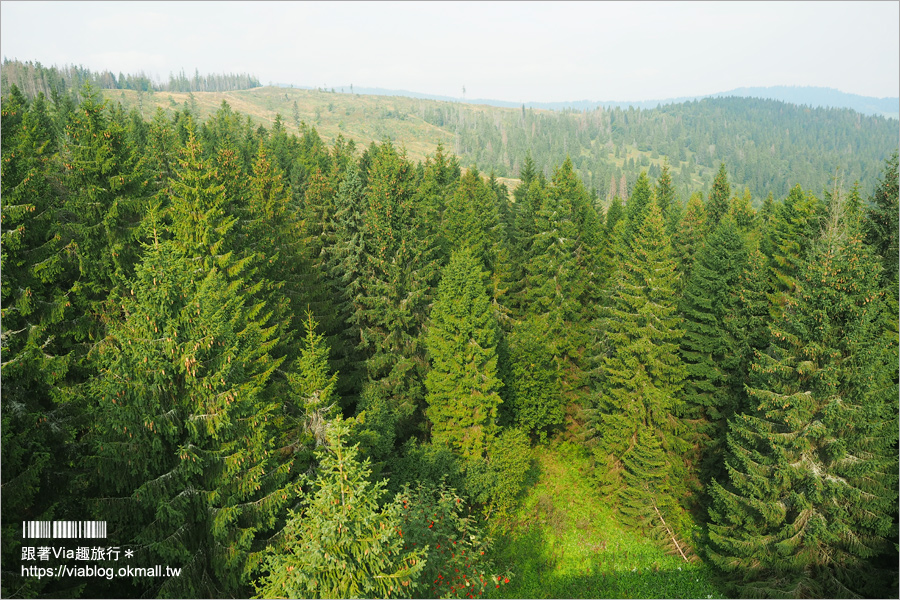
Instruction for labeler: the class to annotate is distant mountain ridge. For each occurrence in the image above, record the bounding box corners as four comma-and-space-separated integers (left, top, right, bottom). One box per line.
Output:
277, 83, 899, 120
708, 86, 898, 119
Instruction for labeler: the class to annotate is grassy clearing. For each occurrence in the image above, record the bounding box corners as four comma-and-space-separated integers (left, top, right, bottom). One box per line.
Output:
484, 442, 724, 599
603, 144, 711, 187
106, 87, 527, 195
106, 86, 482, 165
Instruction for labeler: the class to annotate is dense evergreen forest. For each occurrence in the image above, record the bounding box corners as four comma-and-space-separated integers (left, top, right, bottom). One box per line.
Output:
2, 80, 898, 599
431, 96, 897, 204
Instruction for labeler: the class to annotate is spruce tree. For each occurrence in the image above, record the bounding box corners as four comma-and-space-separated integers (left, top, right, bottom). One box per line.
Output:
284, 312, 340, 472
441, 166, 501, 271
596, 196, 626, 290
254, 419, 425, 599
865, 150, 899, 287
418, 142, 461, 261
512, 152, 538, 207
1, 88, 81, 599
707, 196, 898, 598
672, 191, 709, 290
654, 162, 680, 237
604, 195, 625, 235
86, 124, 299, 596
89, 239, 296, 597
166, 127, 237, 265
707, 162, 731, 228
763, 184, 823, 318
593, 202, 687, 515
137, 108, 179, 213
355, 142, 438, 439
324, 164, 368, 407
521, 159, 596, 405
298, 166, 337, 324
489, 170, 514, 244
503, 314, 563, 441
60, 84, 143, 289
425, 248, 503, 460
619, 427, 687, 553
678, 216, 749, 484
508, 178, 546, 317
734, 247, 773, 413
238, 141, 304, 361
729, 187, 757, 236
622, 170, 653, 249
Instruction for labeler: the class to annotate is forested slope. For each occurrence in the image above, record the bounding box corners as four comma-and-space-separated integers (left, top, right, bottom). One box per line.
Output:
2, 81, 897, 599
3, 60, 895, 207
105, 87, 898, 206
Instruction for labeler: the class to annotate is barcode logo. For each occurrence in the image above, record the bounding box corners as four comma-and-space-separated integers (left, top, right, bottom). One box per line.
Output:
22, 521, 107, 539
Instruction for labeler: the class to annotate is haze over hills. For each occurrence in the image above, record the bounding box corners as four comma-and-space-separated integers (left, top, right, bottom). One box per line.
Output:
97, 84, 896, 210
2, 59, 894, 203
277, 83, 899, 120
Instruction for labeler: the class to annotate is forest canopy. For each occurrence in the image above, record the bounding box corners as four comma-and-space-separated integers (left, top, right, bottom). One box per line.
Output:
1, 77, 897, 599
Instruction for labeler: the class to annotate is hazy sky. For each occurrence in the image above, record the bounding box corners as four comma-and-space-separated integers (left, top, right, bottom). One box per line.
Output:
2, 1, 898, 102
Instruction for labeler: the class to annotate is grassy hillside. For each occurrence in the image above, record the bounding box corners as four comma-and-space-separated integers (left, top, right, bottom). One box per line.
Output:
102, 84, 897, 205
99, 86, 725, 198
485, 443, 724, 599
105, 87, 470, 163
107, 86, 524, 191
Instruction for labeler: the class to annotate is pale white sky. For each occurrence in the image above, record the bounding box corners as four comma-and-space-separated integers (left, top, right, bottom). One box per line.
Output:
2, 1, 897, 102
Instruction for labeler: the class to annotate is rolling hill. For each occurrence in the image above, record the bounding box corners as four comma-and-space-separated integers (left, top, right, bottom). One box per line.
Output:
296, 84, 899, 120
103, 84, 898, 206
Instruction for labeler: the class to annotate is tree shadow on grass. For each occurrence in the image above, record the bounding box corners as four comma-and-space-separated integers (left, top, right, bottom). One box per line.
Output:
537, 563, 724, 599
487, 451, 543, 535
488, 521, 725, 599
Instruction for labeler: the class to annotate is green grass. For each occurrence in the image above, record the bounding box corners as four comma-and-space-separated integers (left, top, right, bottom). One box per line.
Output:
106, 86, 489, 166
483, 442, 725, 599
602, 144, 710, 189
106, 87, 524, 196
106, 87, 721, 197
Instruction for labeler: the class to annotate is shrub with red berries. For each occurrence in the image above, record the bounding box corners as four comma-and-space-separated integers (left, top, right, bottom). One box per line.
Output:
395, 481, 512, 598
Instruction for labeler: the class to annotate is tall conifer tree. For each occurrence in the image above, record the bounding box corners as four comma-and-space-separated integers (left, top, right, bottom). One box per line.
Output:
672, 192, 709, 290
708, 197, 898, 598
324, 164, 368, 406
763, 184, 823, 317
504, 315, 563, 440
254, 419, 425, 599
355, 142, 438, 438
707, 162, 731, 228
678, 216, 749, 485
865, 150, 899, 287
89, 238, 296, 598
508, 178, 546, 316
595, 196, 626, 291
1, 88, 82, 599
654, 162, 680, 237
593, 203, 687, 517
522, 159, 597, 405
418, 142, 460, 261
622, 170, 653, 249
425, 248, 503, 460
441, 166, 501, 271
